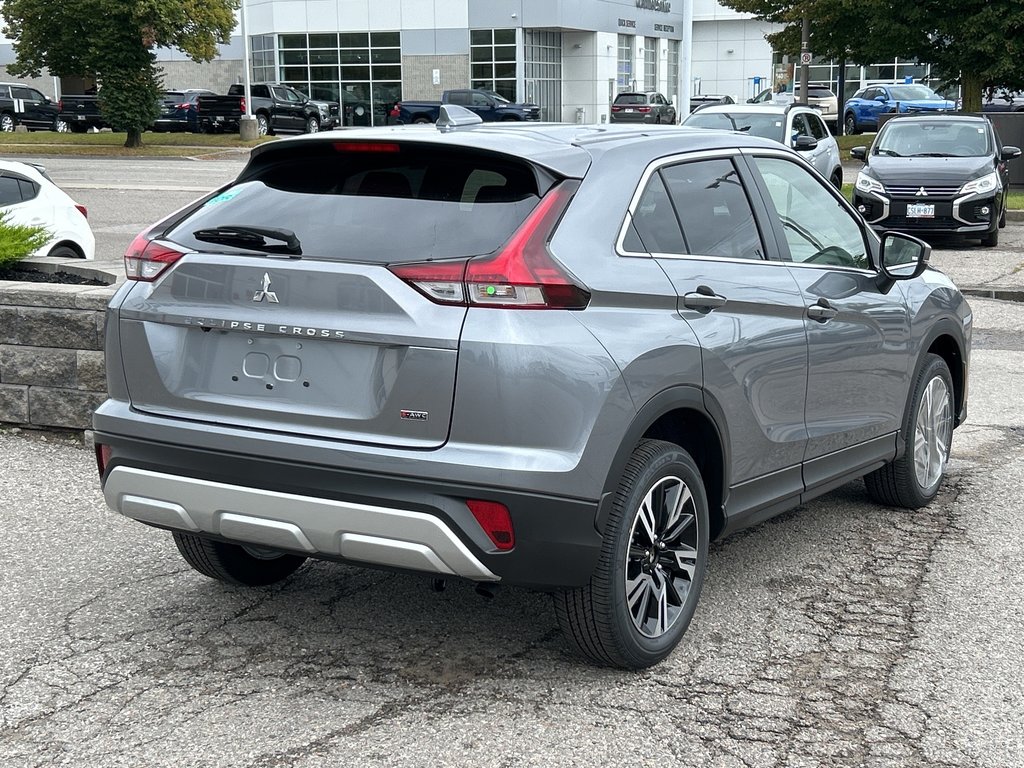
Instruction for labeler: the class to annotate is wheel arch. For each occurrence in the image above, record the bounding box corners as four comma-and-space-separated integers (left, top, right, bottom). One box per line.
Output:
47, 240, 84, 258
598, 386, 730, 541
923, 326, 967, 426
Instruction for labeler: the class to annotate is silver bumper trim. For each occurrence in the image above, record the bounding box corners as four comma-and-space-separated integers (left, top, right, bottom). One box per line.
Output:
104, 466, 499, 581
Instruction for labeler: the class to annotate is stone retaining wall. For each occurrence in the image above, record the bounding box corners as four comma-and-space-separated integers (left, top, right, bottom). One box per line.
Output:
0, 261, 118, 431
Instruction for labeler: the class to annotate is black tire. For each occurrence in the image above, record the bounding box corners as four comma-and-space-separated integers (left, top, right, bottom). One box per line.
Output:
980, 227, 999, 247
845, 113, 859, 136
553, 439, 709, 669
412, 116, 431, 124
47, 244, 80, 258
305, 115, 320, 133
865, 354, 954, 509
68, 123, 87, 133
172, 531, 306, 586
500, 115, 519, 122
830, 169, 844, 189
999, 206, 1007, 229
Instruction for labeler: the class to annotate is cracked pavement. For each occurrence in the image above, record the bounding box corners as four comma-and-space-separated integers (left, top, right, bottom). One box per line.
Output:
2, 299, 1023, 766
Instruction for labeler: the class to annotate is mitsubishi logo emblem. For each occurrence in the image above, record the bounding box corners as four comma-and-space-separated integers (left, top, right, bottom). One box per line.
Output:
252, 273, 279, 303
916, 187, 929, 197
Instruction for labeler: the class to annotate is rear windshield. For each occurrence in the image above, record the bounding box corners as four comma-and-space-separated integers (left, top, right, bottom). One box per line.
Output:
685, 111, 785, 143
614, 94, 648, 105
165, 143, 543, 263
803, 87, 835, 98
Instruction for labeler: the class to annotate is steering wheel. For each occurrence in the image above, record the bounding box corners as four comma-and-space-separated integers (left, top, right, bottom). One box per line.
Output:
805, 246, 855, 266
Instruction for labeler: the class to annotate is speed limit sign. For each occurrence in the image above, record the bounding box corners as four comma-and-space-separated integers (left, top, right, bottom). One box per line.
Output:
800, 52, 813, 65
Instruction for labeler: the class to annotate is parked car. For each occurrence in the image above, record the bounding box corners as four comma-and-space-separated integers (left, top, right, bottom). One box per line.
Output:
0, 83, 62, 132
689, 94, 735, 113
982, 90, 1024, 113
391, 89, 541, 124
96, 116, 970, 669
196, 83, 340, 135
850, 114, 1020, 247
58, 94, 109, 132
843, 84, 956, 135
0, 160, 94, 258
610, 91, 677, 124
749, 85, 839, 126
152, 89, 216, 133
683, 102, 843, 187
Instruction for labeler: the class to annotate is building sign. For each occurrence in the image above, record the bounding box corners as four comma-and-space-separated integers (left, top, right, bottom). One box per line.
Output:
655, 23, 675, 32
618, 18, 637, 28
636, 0, 672, 11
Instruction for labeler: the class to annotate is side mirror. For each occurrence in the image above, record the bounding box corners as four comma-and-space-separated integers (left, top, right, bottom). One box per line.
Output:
793, 135, 818, 151
1001, 146, 1022, 161
875, 95, 888, 103
850, 146, 868, 161
878, 231, 930, 289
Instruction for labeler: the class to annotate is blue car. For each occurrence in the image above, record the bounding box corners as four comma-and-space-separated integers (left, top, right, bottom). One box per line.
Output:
843, 84, 956, 134
151, 89, 215, 133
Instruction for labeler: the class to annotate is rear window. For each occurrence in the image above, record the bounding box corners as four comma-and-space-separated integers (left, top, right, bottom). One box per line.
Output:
805, 87, 835, 98
614, 94, 648, 105
165, 143, 544, 263
685, 111, 785, 143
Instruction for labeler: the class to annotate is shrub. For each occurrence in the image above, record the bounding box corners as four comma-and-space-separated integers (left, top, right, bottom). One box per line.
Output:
0, 212, 50, 269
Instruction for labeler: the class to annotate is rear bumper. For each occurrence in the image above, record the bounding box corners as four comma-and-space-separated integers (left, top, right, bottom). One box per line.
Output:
95, 427, 605, 590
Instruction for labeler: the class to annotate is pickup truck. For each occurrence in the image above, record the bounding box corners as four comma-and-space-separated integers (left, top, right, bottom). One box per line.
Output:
196, 83, 340, 135
57, 94, 109, 132
391, 89, 541, 124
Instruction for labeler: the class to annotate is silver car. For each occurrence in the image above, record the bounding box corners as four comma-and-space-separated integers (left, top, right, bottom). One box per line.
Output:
684, 103, 844, 188
96, 116, 971, 669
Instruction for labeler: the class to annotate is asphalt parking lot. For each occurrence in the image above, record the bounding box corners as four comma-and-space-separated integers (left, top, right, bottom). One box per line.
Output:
2, 155, 1023, 767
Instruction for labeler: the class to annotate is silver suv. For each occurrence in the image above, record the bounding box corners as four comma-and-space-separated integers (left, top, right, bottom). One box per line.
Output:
95, 117, 971, 669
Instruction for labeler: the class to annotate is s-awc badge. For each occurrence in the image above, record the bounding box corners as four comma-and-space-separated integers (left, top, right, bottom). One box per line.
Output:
400, 410, 429, 422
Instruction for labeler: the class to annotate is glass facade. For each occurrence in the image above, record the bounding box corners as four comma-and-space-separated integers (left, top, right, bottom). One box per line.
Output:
782, 54, 946, 102
617, 34, 633, 92
644, 37, 658, 92
524, 30, 562, 121
470, 28, 518, 101
252, 32, 402, 126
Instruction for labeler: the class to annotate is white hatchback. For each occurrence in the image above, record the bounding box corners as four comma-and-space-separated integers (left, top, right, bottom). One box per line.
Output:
683, 103, 844, 189
0, 159, 95, 259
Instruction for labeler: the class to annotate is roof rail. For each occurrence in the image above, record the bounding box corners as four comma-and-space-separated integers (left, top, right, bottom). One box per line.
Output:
436, 104, 483, 133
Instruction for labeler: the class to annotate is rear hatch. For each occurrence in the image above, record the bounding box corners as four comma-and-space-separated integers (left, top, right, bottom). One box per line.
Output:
117, 139, 555, 448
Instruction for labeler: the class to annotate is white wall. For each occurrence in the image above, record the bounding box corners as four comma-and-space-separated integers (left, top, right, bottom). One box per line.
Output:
561, 31, 618, 124
691, 18, 776, 103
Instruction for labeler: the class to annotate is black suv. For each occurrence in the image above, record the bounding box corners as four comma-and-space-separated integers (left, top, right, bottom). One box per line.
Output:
851, 114, 1021, 247
0, 83, 61, 132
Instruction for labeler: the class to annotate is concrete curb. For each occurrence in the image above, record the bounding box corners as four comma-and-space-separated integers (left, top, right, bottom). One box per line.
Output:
961, 287, 1024, 302
1006, 209, 1024, 222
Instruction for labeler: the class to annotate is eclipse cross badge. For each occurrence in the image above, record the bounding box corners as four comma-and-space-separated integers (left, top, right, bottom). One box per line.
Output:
252, 273, 279, 303
916, 187, 929, 197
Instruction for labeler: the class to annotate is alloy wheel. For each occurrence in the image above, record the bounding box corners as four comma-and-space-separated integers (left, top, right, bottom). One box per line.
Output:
624, 475, 700, 638
913, 375, 952, 490
0, 115, 14, 132
55, 119, 69, 133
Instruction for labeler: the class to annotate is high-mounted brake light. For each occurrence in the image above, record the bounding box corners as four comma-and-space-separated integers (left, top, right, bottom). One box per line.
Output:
467, 500, 515, 551
123, 232, 185, 281
333, 142, 401, 153
389, 181, 589, 310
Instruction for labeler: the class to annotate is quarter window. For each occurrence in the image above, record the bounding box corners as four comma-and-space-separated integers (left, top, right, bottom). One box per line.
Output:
0, 176, 22, 205
628, 173, 686, 254
752, 156, 868, 269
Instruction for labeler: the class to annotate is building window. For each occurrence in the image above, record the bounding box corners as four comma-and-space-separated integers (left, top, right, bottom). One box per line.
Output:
617, 34, 633, 92
257, 31, 401, 126
471, 29, 517, 101
524, 30, 561, 121
644, 37, 658, 92
667, 39, 680, 101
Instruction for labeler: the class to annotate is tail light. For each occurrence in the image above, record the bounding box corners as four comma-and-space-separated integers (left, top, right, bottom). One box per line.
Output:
124, 232, 185, 281
638, 106, 652, 113
74, 204, 87, 219
389, 181, 589, 310
58, 99, 63, 112
95, 443, 112, 477
175, 102, 191, 109
467, 500, 515, 551
611, 105, 622, 112
240, 97, 247, 114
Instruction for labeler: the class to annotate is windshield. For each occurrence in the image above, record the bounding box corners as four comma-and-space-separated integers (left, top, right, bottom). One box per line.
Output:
684, 111, 785, 142
484, 90, 511, 104
887, 86, 943, 101
876, 121, 991, 158
165, 144, 543, 263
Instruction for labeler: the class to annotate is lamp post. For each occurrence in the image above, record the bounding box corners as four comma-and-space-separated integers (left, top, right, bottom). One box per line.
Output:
239, 0, 258, 139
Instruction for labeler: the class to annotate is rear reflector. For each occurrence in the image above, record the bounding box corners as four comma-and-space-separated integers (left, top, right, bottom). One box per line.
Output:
124, 232, 185, 281
467, 500, 515, 551
95, 443, 112, 477
389, 180, 589, 310
74, 204, 87, 219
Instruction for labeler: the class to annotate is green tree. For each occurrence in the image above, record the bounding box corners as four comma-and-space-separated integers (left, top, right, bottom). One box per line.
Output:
2, 0, 238, 147
721, 0, 1024, 111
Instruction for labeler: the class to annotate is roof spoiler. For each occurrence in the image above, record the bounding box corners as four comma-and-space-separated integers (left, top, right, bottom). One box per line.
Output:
436, 104, 483, 133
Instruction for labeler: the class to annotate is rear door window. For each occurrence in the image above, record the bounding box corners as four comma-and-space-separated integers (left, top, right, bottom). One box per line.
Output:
164, 143, 545, 263
0, 175, 22, 205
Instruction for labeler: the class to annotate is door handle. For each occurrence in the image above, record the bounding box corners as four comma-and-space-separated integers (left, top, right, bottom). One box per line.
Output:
807, 299, 838, 322
682, 285, 727, 312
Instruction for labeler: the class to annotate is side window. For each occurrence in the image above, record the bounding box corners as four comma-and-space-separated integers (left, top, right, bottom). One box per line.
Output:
791, 113, 812, 140
271, 87, 289, 102
472, 92, 491, 107
627, 173, 686, 254
448, 91, 469, 105
11, 87, 33, 102
28, 89, 45, 102
661, 158, 765, 260
861, 88, 877, 101
17, 178, 39, 201
752, 156, 868, 269
808, 114, 829, 141
0, 86, 10, 99
0, 175, 23, 205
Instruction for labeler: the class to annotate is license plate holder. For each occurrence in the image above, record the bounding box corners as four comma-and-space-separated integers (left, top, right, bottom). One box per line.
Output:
907, 203, 935, 218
